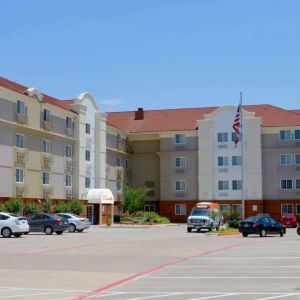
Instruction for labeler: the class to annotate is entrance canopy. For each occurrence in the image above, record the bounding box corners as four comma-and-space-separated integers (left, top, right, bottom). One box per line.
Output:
87, 189, 114, 204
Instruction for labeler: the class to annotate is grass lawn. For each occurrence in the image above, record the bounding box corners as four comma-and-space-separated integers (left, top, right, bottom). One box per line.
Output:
208, 228, 239, 234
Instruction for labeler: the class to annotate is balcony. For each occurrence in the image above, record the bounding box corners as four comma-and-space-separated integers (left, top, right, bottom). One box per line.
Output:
42, 185, 52, 199
117, 143, 125, 152
116, 167, 123, 179
41, 120, 53, 131
65, 159, 73, 172
15, 149, 27, 166
15, 112, 27, 125
125, 168, 132, 178
42, 154, 52, 170
66, 127, 74, 137
15, 183, 25, 198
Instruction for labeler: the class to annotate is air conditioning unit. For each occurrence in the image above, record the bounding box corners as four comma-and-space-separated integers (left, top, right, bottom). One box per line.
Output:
15, 151, 26, 165
42, 121, 53, 131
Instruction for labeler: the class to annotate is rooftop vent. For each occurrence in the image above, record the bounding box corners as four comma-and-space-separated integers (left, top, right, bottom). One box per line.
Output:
134, 107, 144, 120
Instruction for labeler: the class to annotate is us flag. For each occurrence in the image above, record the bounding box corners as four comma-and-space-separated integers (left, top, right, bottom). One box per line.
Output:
232, 102, 241, 147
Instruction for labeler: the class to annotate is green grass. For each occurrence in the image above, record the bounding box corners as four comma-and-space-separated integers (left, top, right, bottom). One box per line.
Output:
208, 228, 239, 234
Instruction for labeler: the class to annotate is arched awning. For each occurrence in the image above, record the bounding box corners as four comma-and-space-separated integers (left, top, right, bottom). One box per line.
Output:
87, 189, 114, 204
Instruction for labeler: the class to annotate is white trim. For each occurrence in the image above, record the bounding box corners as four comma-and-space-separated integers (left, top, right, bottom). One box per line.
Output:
175, 180, 186, 192
280, 179, 293, 190
15, 167, 24, 183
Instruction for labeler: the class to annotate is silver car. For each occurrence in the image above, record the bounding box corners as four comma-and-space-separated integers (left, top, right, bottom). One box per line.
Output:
55, 213, 90, 233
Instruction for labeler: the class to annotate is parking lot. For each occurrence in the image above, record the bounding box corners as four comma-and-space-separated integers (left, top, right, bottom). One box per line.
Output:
1, 225, 300, 299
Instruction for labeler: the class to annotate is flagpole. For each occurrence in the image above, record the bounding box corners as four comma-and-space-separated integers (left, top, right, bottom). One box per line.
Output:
240, 92, 245, 220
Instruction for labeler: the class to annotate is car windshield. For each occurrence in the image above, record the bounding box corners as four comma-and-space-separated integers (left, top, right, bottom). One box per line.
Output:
244, 217, 260, 222
191, 208, 209, 216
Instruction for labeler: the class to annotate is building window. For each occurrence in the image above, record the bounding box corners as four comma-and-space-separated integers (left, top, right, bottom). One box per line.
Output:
116, 157, 121, 167
295, 155, 300, 165
65, 145, 73, 158
295, 130, 300, 140
42, 140, 50, 154
296, 179, 300, 190
296, 204, 300, 215
232, 156, 242, 166
43, 109, 51, 122
65, 175, 72, 187
232, 204, 242, 213
16, 134, 25, 148
281, 204, 293, 214
217, 132, 228, 142
116, 134, 121, 144
231, 132, 238, 142
281, 179, 293, 190
232, 180, 242, 190
16, 168, 24, 183
86, 150, 90, 161
280, 154, 292, 165
144, 204, 155, 212
218, 156, 228, 166
116, 180, 122, 191
17, 100, 26, 115
145, 181, 155, 197
85, 177, 91, 188
175, 157, 186, 168
218, 180, 229, 190
175, 204, 186, 215
86, 123, 91, 134
220, 204, 230, 212
66, 117, 72, 128
175, 134, 186, 144
175, 180, 186, 192
280, 130, 292, 140
125, 159, 129, 169
42, 171, 50, 185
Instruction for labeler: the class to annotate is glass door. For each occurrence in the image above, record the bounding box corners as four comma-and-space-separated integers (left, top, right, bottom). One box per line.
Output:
87, 205, 94, 224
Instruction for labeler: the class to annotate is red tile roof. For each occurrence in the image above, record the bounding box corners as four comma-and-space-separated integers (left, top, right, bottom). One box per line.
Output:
107, 105, 300, 133
0, 76, 75, 112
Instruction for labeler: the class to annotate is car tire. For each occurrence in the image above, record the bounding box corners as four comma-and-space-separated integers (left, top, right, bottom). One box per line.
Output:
260, 229, 267, 237
68, 224, 76, 233
197, 228, 201, 232
1, 227, 12, 238
187, 228, 192, 233
56, 231, 63, 235
13, 233, 22, 238
280, 229, 284, 237
77, 229, 84, 233
297, 227, 300, 236
242, 232, 248, 237
44, 226, 53, 235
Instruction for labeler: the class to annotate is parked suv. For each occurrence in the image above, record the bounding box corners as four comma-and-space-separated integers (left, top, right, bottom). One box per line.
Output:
27, 213, 68, 235
0, 212, 29, 238
55, 213, 90, 233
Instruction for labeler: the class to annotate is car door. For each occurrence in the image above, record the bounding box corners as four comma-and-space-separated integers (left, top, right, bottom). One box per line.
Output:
269, 217, 280, 234
262, 217, 271, 233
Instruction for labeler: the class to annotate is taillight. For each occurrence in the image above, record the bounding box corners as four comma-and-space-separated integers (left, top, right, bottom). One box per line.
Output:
79, 219, 85, 223
253, 223, 260, 228
15, 219, 20, 225
54, 219, 61, 225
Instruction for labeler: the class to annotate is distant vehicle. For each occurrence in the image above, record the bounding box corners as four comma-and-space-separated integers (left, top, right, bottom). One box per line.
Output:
55, 213, 90, 233
27, 213, 68, 235
280, 214, 298, 228
239, 215, 286, 237
187, 202, 221, 232
0, 212, 29, 238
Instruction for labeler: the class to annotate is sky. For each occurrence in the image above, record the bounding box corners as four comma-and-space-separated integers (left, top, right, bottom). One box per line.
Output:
1, 0, 300, 112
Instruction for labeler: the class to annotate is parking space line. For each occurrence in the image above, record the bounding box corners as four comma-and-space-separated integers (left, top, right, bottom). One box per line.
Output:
255, 294, 298, 300
191, 257, 300, 260
186, 293, 238, 300
144, 276, 300, 279
0, 291, 68, 299
126, 292, 181, 300
167, 265, 300, 268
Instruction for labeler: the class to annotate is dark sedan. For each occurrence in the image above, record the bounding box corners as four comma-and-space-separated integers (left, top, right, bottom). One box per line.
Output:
239, 215, 286, 237
27, 213, 68, 235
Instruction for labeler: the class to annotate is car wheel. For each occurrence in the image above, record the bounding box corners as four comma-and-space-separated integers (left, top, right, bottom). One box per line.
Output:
68, 224, 76, 233
242, 232, 248, 237
1, 227, 12, 238
280, 229, 284, 237
13, 233, 22, 238
260, 229, 267, 237
44, 226, 53, 235
77, 229, 84, 233
187, 228, 192, 233
56, 231, 63, 235
297, 227, 300, 236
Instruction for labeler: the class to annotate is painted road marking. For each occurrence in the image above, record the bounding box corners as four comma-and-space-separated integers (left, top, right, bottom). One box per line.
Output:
186, 294, 238, 300
191, 256, 300, 259
167, 265, 300, 268
144, 276, 300, 279
255, 294, 298, 300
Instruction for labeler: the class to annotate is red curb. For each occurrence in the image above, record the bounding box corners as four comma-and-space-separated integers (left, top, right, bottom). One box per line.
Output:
73, 243, 242, 300
217, 232, 241, 236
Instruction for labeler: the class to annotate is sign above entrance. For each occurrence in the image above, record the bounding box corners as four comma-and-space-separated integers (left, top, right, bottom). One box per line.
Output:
87, 189, 114, 204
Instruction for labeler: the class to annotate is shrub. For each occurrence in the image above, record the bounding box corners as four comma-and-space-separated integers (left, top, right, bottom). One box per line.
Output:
54, 202, 70, 213
143, 212, 170, 224
113, 215, 121, 223
5, 198, 23, 214
229, 219, 240, 228
123, 186, 149, 214
0, 203, 7, 212
68, 198, 83, 215
24, 203, 40, 215
43, 198, 52, 213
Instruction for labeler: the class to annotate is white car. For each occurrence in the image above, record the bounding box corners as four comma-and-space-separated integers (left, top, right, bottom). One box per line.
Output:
55, 213, 91, 233
0, 212, 29, 238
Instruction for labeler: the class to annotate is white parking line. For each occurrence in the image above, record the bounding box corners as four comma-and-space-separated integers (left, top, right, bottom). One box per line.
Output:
144, 276, 300, 279
191, 257, 300, 260
255, 294, 298, 300
186, 293, 238, 300
167, 265, 300, 268
0, 291, 67, 299
126, 292, 181, 300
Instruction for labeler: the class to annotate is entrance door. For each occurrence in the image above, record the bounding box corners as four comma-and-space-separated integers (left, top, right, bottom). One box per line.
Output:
87, 205, 94, 224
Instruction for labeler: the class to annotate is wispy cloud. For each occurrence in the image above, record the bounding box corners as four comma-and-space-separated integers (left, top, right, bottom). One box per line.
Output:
100, 98, 122, 106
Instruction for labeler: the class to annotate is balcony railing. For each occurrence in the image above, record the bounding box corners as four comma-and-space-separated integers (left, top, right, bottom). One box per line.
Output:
116, 167, 123, 179
15, 183, 25, 198
15, 149, 27, 166
41, 120, 53, 131
65, 159, 73, 172
15, 112, 28, 125
42, 185, 53, 199
42, 154, 52, 170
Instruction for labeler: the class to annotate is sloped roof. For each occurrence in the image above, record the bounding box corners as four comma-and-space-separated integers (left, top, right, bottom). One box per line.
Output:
0, 76, 75, 112
107, 104, 300, 133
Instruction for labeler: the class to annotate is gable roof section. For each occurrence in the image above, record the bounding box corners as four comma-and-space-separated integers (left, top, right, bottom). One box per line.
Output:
107, 104, 300, 133
0, 76, 75, 112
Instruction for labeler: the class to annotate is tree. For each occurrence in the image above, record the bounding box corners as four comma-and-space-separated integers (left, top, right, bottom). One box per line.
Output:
43, 198, 52, 213
5, 198, 23, 214
123, 186, 149, 214
68, 198, 83, 215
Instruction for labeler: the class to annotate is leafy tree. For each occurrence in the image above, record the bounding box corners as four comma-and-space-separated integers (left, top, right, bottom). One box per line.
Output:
5, 198, 23, 214
43, 198, 52, 213
68, 198, 83, 215
123, 186, 149, 214
54, 202, 71, 213
24, 203, 40, 215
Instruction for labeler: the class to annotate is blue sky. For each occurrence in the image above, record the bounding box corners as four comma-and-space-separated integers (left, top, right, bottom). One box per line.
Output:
1, 1, 300, 112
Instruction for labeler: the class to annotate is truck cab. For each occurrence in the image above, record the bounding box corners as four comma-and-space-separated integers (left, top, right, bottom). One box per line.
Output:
187, 202, 221, 232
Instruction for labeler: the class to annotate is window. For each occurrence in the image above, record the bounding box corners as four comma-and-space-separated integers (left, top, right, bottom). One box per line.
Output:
217, 132, 228, 142
125, 159, 129, 169
175, 157, 186, 168
16, 134, 25, 148
85, 150, 90, 161
116, 134, 121, 144
175, 134, 186, 144
17, 100, 25, 115
231, 132, 237, 142
175, 204, 186, 215
232, 204, 242, 213
281, 204, 293, 214
65, 145, 72, 158
175, 180, 186, 192
86, 123, 91, 134
43, 109, 51, 122
232, 156, 242, 166
232, 180, 242, 190
280, 154, 292, 165
145, 181, 155, 197
144, 204, 155, 212
66, 117, 72, 128
295, 155, 300, 165
116, 180, 122, 191
218, 156, 228, 166
280, 130, 292, 140
85, 177, 91, 188
296, 179, 300, 190
220, 204, 230, 212
42, 140, 50, 153
218, 180, 229, 190
281, 179, 293, 190
42, 171, 50, 185
116, 157, 121, 167
65, 175, 72, 187
296, 205, 300, 215
16, 168, 24, 183
295, 130, 300, 140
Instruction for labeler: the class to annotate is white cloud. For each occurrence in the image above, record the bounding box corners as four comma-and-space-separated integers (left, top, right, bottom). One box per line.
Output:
100, 98, 122, 106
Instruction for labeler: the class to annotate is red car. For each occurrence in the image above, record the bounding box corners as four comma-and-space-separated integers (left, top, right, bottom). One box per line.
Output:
280, 214, 298, 227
